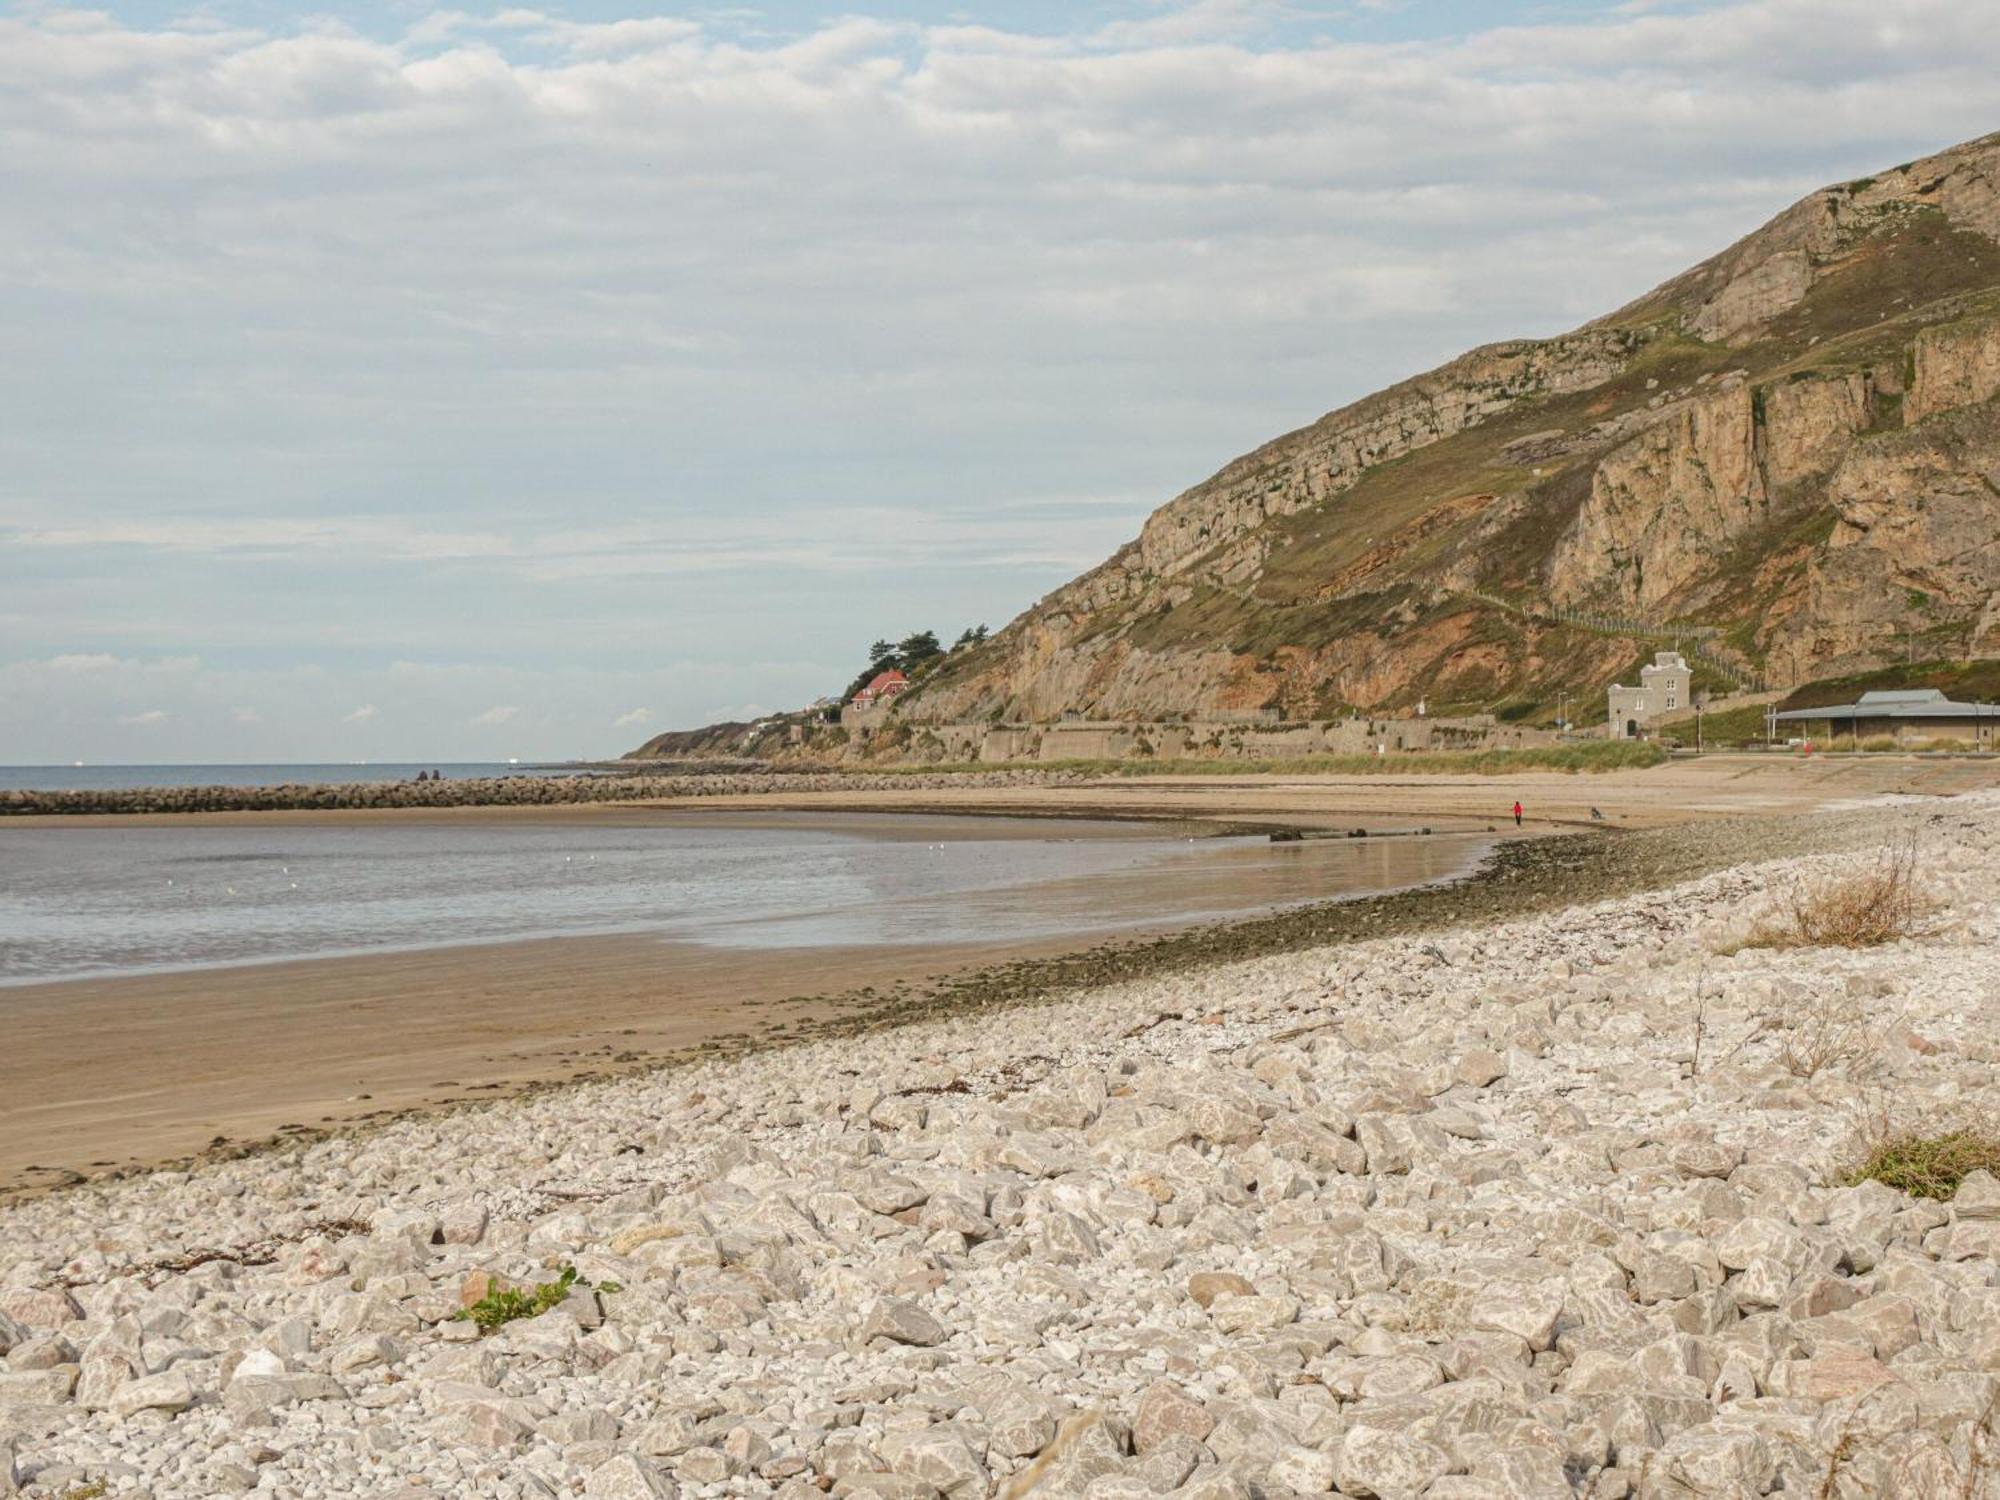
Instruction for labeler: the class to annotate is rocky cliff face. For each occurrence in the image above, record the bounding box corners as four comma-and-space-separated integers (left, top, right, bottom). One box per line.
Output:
903, 132, 2000, 726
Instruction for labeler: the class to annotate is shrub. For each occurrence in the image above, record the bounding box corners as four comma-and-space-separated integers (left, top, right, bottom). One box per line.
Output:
1848, 1130, 2000, 1200
1746, 838, 1929, 950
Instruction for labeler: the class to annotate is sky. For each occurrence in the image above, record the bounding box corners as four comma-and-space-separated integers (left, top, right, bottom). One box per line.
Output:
3, 0, 1997, 763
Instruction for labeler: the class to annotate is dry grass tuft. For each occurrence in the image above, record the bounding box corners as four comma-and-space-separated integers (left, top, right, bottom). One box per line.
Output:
1746, 837, 1930, 951
1777, 990, 1876, 1081
1848, 1129, 2000, 1201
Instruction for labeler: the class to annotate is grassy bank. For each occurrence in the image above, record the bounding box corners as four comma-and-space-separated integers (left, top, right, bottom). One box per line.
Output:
870, 740, 1668, 778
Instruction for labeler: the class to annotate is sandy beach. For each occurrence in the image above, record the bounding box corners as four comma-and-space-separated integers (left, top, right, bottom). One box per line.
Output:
1, 807, 1490, 1195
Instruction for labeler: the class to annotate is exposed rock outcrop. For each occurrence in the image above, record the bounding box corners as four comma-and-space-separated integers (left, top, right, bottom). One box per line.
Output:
1132, 327, 1651, 584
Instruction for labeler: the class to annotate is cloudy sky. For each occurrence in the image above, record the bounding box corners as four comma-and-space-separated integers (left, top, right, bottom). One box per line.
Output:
3, 0, 1996, 763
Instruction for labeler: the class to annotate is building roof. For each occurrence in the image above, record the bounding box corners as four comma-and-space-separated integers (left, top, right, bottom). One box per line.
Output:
1856, 689, 1947, 706
1772, 687, 1994, 723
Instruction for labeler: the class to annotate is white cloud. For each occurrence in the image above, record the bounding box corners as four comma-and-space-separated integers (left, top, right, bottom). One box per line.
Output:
612, 707, 651, 728
118, 709, 170, 726
232, 706, 263, 724
3, 1, 1997, 758
0, 503, 1138, 579
342, 704, 378, 723
470, 704, 520, 726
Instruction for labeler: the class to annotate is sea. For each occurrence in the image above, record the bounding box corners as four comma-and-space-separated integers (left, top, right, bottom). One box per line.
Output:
0, 766, 1488, 986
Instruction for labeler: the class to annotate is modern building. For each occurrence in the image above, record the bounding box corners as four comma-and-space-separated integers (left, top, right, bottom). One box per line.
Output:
1607, 651, 1693, 739
1771, 688, 1998, 746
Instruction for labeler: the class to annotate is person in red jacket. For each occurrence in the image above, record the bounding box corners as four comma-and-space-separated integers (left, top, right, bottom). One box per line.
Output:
1512, 801, 1523, 827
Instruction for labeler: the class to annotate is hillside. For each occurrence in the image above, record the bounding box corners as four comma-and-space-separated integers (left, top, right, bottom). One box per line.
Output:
893, 132, 2000, 728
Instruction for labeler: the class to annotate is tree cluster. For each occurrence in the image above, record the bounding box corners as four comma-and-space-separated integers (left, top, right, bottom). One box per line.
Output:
843, 625, 989, 702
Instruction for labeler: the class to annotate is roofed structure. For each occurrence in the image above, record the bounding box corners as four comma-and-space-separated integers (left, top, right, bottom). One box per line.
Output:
1772, 688, 1997, 744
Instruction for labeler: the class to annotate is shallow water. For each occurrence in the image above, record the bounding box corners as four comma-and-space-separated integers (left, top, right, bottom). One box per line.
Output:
0, 812, 1486, 985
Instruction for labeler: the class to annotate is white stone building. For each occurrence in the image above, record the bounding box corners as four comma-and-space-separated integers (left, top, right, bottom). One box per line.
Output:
1607, 650, 1692, 739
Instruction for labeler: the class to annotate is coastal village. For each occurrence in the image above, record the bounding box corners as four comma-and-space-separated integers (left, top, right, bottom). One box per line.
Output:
664, 637, 1999, 768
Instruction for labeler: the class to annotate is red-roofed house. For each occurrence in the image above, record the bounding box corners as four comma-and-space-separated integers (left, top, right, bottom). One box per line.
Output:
842, 668, 910, 737
853, 669, 910, 707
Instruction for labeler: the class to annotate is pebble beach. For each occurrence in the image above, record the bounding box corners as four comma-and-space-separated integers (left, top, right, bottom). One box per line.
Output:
3, 790, 1998, 1498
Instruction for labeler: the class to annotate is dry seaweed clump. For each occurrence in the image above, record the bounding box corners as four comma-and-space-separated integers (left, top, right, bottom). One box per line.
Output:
1848, 1131, 2000, 1200
1747, 837, 1931, 950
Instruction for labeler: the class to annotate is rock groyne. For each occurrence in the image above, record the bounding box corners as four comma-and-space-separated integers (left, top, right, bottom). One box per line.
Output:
0, 769, 1087, 817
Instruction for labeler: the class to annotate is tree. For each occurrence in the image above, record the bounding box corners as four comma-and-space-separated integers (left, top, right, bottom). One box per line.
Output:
954, 624, 989, 648
866, 638, 896, 670
897, 630, 942, 665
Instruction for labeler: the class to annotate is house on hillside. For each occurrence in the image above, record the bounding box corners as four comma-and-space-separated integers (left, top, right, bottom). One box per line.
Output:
852, 670, 909, 708
841, 669, 910, 735
1607, 651, 1692, 739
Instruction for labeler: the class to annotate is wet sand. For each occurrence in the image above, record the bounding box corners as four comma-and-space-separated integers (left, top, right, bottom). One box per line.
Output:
0, 929, 1105, 1196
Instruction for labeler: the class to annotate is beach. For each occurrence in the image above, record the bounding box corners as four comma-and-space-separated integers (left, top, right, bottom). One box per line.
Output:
1, 803, 1494, 1195
0, 785, 1994, 1497
5, 756, 1998, 1200
3, 756, 1984, 1208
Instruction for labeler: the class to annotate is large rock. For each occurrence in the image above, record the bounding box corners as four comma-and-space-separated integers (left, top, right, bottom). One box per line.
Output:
859, 1299, 947, 1348
107, 1368, 197, 1420
1132, 1382, 1214, 1454
585, 1454, 677, 1500
1340, 1426, 1450, 1499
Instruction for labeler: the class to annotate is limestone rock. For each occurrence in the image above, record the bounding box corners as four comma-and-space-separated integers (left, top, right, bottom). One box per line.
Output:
1339, 1426, 1450, 1499
1185, 1272, 1255, 1309
585, 1454, 676, 1500
107, 1367, 197, 1420
859, 1298, 947, 1348
1132, 1382, 1214, 1454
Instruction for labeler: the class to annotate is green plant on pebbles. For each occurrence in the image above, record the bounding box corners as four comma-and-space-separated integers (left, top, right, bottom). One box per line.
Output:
1848, 1131, 2000, 1201
454, 1265, 620, 1333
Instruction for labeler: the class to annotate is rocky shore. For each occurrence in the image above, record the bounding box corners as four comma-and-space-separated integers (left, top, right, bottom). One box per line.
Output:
0, 771, 1086, 818
2, 793, 1997, 1498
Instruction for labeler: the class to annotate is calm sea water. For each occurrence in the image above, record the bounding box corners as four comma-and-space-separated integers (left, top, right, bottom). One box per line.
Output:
0, 763, 574, 792
0, 812, 1485, 985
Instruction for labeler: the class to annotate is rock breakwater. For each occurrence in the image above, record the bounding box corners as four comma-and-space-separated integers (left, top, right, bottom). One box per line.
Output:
0, 770, 1086, 818
0, 793, 1996, 1498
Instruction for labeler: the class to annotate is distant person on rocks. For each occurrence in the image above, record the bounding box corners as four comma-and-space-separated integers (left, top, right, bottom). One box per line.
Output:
1512, 800, 1523, 827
